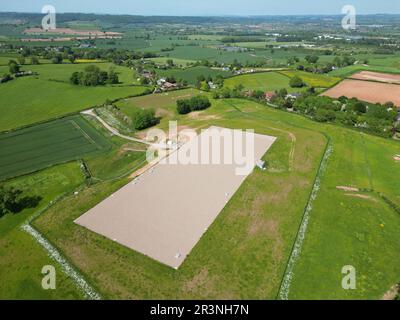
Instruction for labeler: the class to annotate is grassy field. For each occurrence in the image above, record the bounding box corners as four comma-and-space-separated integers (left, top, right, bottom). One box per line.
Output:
156, 66, 232, 84
0, 75, 149, 132
23, 63, 138, 85
289, 129, 400, 299
224, 72, 296, 92
0, 162, 86, 299
147, 57, 197, 67
0, 115, 111, 181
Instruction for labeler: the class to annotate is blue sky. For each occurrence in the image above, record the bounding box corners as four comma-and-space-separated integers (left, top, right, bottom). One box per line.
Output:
1, 0, 399, 16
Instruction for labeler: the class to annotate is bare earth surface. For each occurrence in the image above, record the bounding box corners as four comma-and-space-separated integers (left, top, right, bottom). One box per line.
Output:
350, 71, 400, 84
75, 127, 276, 269
322, 79, 400, 106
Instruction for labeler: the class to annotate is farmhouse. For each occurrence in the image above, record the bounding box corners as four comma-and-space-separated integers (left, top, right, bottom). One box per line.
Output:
161, 81, 178, 91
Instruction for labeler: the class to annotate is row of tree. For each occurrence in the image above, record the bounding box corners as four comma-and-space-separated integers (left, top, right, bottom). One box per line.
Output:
177, 96, 211, 115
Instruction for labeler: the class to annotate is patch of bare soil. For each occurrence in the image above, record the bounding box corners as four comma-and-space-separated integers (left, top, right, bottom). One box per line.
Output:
336, 186, 359, 192
248, 218, 278, 236
350, 71, 400, 85
183, 268, 214, 295
344, 193, 377, 202
188, 111, 221, 121
382, 284, 400, 300
322, 79, 400, 106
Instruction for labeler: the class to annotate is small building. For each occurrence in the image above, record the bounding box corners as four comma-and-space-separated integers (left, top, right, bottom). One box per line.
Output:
157, 78, 166, 86
265, 91, 276, 102
141, 71, 153, 79
286, 93, 301, 100
208, 81, 217, 90
162, 82, 178, 91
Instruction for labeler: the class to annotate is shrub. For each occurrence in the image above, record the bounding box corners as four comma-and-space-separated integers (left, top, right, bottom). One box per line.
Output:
131, 108, 159, 130
289, 76, 305, 88
177, 100, 192, 115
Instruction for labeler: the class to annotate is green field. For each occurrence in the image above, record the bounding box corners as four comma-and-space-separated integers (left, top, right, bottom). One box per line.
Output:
225, 72, 295, 92
147, 57, 197, 67
0, 115, 110, 181
23, 63, 139, 85
0, 162, 86, 299
0, 75, 149, 132
156, 66, 232, 84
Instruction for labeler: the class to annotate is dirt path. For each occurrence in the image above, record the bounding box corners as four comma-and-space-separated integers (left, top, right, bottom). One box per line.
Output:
81, 109, 153, 146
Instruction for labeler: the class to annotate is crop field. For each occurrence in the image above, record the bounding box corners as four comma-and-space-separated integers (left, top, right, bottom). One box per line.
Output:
156, 66, 232, 84
0, 115, 110, 181
322, 79, 400, 106
280, 70, 341, 88
350, 71, 400, 84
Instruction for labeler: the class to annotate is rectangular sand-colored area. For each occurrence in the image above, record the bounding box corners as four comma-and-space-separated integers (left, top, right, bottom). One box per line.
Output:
322, 79, 400, 106
350, 71, 400, 85
75, 127, 276, 269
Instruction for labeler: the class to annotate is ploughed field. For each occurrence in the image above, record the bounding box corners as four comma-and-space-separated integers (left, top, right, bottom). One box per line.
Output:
0, 115, 110, 181
322, 78, 400, 106
350, 71, 400, 85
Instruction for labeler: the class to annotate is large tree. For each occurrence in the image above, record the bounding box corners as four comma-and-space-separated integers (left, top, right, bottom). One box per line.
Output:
8, 60, 20, 74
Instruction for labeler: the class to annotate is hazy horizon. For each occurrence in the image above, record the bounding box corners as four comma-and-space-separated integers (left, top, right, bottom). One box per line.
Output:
1, 0, 399, 16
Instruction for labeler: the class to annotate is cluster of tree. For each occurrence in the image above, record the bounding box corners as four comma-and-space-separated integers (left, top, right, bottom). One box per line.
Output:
0, 187, 41, 218
109, 105, 159, 131
130, 108, 159, 130
212, 84, 247, 99
295, 54, 357, 74
332, 55, 357, 68
70, 65, 119, 86
177, 96, 211, 115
